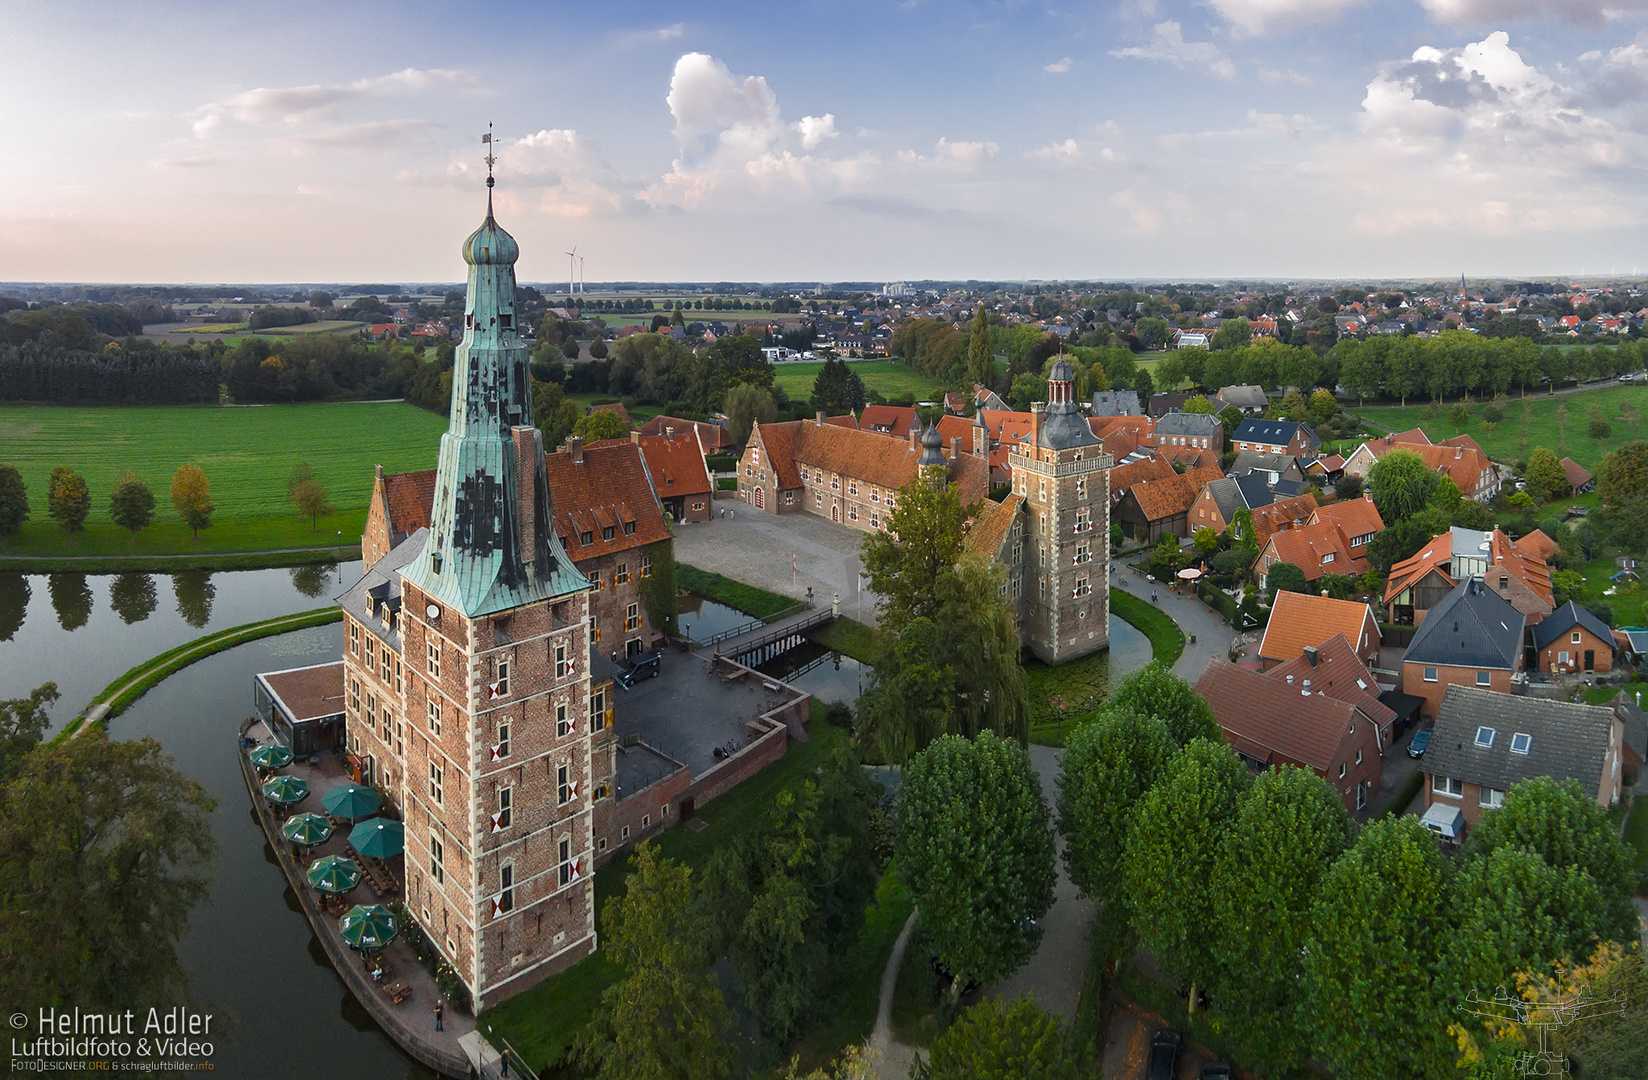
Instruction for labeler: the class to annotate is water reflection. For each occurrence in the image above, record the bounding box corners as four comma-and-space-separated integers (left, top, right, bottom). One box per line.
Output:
173, 571, 215, 628
109, 572, 158, 624
289, 563, 336, 599
677, 595, 761, 642
0, 575, 27, 642
48, 573, 92, 631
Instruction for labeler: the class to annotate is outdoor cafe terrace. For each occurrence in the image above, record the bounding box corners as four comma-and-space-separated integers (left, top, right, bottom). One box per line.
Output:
239, 712, 475, 1077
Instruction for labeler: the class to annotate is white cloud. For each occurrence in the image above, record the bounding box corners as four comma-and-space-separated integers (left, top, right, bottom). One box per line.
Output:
1029, 138, 1133, 169
1417, 0, 1648, 27
656, 22, 685, 40
1245, 109, 1313, 137
1203, 0, 1366, 36
190, 68, 469, 138
792, 114, 838, 150
1045, 56, 1073, 73
934, 137, 998, 165
1034, 138, 1083, 162
1259, 67, 1312, 85
1111, 22, 1237, 81
665, 52, 783, 165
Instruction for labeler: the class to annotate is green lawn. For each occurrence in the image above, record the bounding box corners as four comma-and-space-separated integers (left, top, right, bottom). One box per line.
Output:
773, 360, 948, 404
811, 616, 887, 665
566, 393, 666, 423
254, 320, 368, 336
482, 715, 871, 1072
1576, 549, 1648, 629
1358, 384, 1648, 471
1624, 794, 1648, 892
677, 563, 798, 620
0, 402, 447, 556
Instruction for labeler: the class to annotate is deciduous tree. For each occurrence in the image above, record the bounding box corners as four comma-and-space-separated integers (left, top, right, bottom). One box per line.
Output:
47, 466, 89, 533
1108, 663, 1219, 746
1056, 707, 1176, 913
921, 995, 1077, 1080
290, 476, 335, 530
862, 468, 973, 629
1368, 447, 1441, 523
572, 408, 631, 443
575, 845, 736, 1080
169, 464, 214, 538
1122, 738, 1251, 994
0, 464, 28, 535
897, 732, 1055, 1000
723, 383, 777, 446
1209, 767, 1355, 1075
1302, 816, 1455, 1080
967, 302, 995, 388
108, 473, 155, 536
1597, 440, 1648, 508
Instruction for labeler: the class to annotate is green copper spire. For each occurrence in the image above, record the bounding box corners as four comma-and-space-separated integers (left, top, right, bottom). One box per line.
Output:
401, 177, 586, 617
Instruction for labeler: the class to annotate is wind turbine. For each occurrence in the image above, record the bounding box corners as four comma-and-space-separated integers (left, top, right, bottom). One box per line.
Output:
565, 244, 578, 300
577, 254, 586, 295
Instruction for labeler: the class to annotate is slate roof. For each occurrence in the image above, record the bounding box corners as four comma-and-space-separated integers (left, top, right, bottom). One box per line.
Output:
1426, 684, 1614, 795
1202, 476, 1243, 522
962, 494, 1023, 560
1531, 600, 1616, 652
1195, 657, 1362, 773
338, 527, 429, 654
1234, 473, 1277, 510
637, 430, 712, 500
1090, 390, 1143, 417
1148, 392, 1192, 417
1230, 450, 1301, 478
1234, 418, 1311, 447
544, 440, 671, 563
1404, 577, 1525, 670
1215, 384, 1268, 409
1155, 411, 1224, 439
1260, 594, 1379, 664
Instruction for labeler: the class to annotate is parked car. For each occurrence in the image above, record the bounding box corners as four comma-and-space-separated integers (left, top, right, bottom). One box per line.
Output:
615, 650, 662, 688
1201, 1066, 1234, 1080
1409, 725, 1433, 758
1148, 1029, 1183, 1080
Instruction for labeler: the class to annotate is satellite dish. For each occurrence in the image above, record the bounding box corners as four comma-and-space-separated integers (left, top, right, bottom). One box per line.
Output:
426, 604, 440, 620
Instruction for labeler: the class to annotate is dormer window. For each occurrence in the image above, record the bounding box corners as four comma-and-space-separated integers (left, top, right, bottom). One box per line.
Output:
623, 521, 635, 535
580, 530, 593, 546
602, 526, 615, 541
1474, 726, 1496, 748
500, 313, 512, 329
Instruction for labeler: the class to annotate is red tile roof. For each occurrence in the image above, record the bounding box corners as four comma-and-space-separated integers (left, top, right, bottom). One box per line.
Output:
1267, 633, 1395, 734
1513, 528, 1561, 561
638, 415, 732, 451
1196, 657, 1362, 774
637, 430, 712, 500
1440, 433, 1483, 453
1561, 457, 1593, 488
963, 494, 1023, 559
1107, 455, 1177, 503
1260, 594, 1379, 664
791, 419, 991, 502
824, 413, 859, 429
1128, 465, 1223, 522
1249, 494, 1319, 548
590, 402, 633, 427
544, 440, 669, 560
383, 469, 436, 536
754, 420, 806, 490
1308, 496, 1384, 540
1261, 519, 1365, 580
859, 404, 918, 438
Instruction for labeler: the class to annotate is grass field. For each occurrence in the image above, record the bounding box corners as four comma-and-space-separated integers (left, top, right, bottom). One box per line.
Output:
1358, 384, 1648, 471
255, 320, 367, 336
772, 360, 948, 403
0, 402, 447, 557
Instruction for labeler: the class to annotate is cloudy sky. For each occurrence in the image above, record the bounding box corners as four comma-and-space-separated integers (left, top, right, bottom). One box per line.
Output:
4, 0, 1648, 284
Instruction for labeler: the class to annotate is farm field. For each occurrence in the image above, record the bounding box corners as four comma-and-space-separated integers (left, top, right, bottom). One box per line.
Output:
0, 402, 447, 557
773, 359, 948, 403
1358, 383, 1648, 471
255, 320, 369, 336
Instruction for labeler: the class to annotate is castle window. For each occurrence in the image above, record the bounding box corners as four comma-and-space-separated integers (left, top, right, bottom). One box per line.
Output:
430, 834, 444, 884
624, 521, 635, 535
429, 762, 443, 806
870, 513, 880, 529
831, 476, 839, 491
498, 861, 514, 913
349, 622, 360, 656
816, 492, 823, 507
558, 704, 573, 738
848, 506, 859, 522
589, 570, 603, 591
426, 641, 440, 678
427, 698, 441, 735
849, 481, 858, 495
499, 313, 512, 330
558, 764, 573, 805
366, 693, 376, 725
886, 493, 895, 508
555, 643, 569, 678
580, 530, 593, 546
626, 603, 640, 631
602, 526, 615, 541
558, 837, 573, 887
496, 787, 513, 831
497, 721, 511, 759
365, 638, 376, 670
641, 553, 653, 578
616, 563, 630, 585
494, 658, 509, 697
349, 679, 360, 713
589, 690, 607, 733
1074, 577, 1091, 597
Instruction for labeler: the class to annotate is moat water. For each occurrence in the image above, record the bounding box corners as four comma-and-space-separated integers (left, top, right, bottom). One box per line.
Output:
0, 568, 1147, 1077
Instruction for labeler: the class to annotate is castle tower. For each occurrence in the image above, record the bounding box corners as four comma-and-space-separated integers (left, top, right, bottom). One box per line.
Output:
1010, 358, 1112, 664
346, 174, 600, 1012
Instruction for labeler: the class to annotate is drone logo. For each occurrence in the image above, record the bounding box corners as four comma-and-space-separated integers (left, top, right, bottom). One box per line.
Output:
1458, 972, 1627, 1077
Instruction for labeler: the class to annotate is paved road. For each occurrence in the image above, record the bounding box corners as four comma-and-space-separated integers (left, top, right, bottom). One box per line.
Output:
1115, 552, 1235, 683
671, 501, 881, 627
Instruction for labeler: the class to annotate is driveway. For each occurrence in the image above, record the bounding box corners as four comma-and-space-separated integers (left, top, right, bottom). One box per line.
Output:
989, 744, 1096, 1020
1115, 552, 1235, 683
670, 501, 881, 626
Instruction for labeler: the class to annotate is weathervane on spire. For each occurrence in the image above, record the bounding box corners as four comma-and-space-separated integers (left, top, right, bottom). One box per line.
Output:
482, 123, 497, 214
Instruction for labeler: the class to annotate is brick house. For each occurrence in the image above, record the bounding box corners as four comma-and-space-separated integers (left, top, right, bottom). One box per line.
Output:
1196, 657, 1384, 816
1231, 418, 1320, 457
1342, 436, 1499, 502
859, 404, 919, 438
1532, 600, 1617, 675
1258, 591, 1381, 670
1114, 465, 1223, 543
638, 415, 733, 454
1154, 410, 1224, 453
1253, 519, 1366, 588
1268, 633, 1400, 747
635, 427, 713, 524
1401, 577, 1526, 721
1421, 686, 1625, 833
1384, 527, 1553, 627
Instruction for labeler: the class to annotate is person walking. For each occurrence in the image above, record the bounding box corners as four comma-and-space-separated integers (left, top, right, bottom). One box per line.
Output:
433, 998, 444, 1032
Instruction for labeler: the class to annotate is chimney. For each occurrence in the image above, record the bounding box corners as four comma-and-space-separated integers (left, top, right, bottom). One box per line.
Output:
951, 436, 962, 460
666, 425, 675, 440
511, 426, 539, 565
1304, 645, 1318, 667
1030, 401, 1045, 447
569, 436, 584, 465
630, 430, 641, 445
817, 410, 826, 427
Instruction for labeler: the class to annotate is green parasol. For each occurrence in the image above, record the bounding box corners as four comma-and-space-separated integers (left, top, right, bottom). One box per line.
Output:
306, 854, 363, 895
249, 744, 293, 769
348, 817, 404, 859
280, 812, 333, 847
262, 775, 310, 805
339, 904, 397, 950
322, 784, 382, 820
